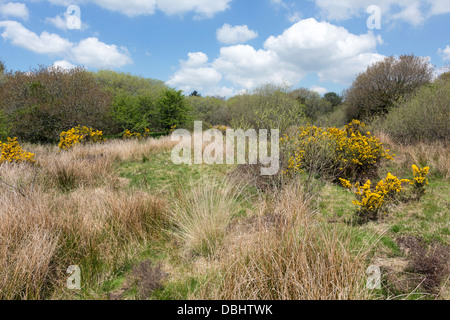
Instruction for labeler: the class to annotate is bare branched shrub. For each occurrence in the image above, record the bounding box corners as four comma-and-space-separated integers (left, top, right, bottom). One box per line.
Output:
345, 55, 434, 121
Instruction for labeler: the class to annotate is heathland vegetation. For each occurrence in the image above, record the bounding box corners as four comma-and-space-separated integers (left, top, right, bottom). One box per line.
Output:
0, 55, 448, 300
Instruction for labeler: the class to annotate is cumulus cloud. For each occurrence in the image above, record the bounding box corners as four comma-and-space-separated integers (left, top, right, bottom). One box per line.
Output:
438, 45, 450, 61
45, 11, 88, 31
0, 20, 72, 54
0, 2, 28, 20
167, 52, 222, 92
213, 44, 301, 89
216, 24, 258, 45
0, 21, 132, 69
70, 37, 132, 68
45, 0, 231, 18
53, 60, 77, 70
313, 0, 450, 25
264, 19, 381, 72
168, 18, 385, 95
310, 85, 327, 95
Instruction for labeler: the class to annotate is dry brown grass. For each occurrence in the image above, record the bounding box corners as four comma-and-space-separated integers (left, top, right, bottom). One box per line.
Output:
202, 182, 373, 300
170, 178, 242, 258
376, 131, 450, 179
0, 138, 169, 300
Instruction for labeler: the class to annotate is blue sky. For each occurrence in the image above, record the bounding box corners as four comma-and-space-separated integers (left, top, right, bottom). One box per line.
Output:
0, 0, 449, 97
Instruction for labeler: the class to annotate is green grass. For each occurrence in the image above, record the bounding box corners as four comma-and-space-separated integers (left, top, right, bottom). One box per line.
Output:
77, 142, 448, 300
117, 151, 234, 192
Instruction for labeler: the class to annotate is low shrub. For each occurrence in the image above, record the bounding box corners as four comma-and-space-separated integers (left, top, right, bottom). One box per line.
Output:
377, 80, 450, 144
0, 137, 35, 164
281, 120, 393, 181
123, 129, 142, 140
340, 165, 430, 221
59, 125, 105, 150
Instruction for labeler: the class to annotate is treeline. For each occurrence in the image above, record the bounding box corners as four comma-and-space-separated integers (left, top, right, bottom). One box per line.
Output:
0, 60, 342, 143
1, 54, 448, 145
0, 64, 191, 143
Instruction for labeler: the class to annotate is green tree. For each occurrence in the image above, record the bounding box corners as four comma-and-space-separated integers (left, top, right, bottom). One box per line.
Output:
190, 90, 201, 97
157, 88, 190, 132
378, 80, 450, 144
94, 70, 167, 97
94, 70, 168, 133
187, 95, 230, 125
324, 92, 343, 107
112, 93, 159, 132
229, 84, 305, 134
290, 88, 333, 120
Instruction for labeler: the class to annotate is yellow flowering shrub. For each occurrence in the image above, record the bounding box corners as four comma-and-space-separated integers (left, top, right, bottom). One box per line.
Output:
0, 137, 36, 164
59, 125, 105, 150
281, 120, 394, 180
209, 125, 228, 135
122, 128, 152, 140
122, 129, 142, 140
340, 173, 409, 221
340, 165, 429, 221
411, 164, 430, 197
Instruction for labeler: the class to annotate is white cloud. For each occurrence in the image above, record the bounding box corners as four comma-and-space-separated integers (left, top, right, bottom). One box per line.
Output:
270, 0, 288, 10
45, 12, 88, 31
0, 20, 72, 54
287, 11, 302, 23
0, 2, 29, 20
53, 60, 77, 70
310, 85, 327, 95
216, 24, 258, 45
264, 19, 381, 70
313, 0, 450, 25
156, 0, 231, 18
180, 52, 209, 68
168, 18, 385, 96
213, 44, 301, 89
45, 15, 68, 30
0, 21, 132, 69
70, 37, 132, 68
167, 52, 222, 92
438, 45, 450, 61
45, 0, 231, 18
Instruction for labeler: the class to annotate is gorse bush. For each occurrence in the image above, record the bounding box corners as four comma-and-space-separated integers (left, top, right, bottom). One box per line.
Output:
340, 165, 430, 221
411, 164, 430, 197
0, 137, 35, 164
59, 126, 105, 150
281, 120, 394, 181
340, 173, 409, 221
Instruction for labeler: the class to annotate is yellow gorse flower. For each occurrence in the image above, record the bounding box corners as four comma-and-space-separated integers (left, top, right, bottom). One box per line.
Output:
343, 173, 407, 217
59, 125, 105, 150
0, 137, 35, 164
281, 120, 394, 178
122, 128, 152, 140
341, 164, 429, 219
123, 129, 142, 140
411, 164, 430, 195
